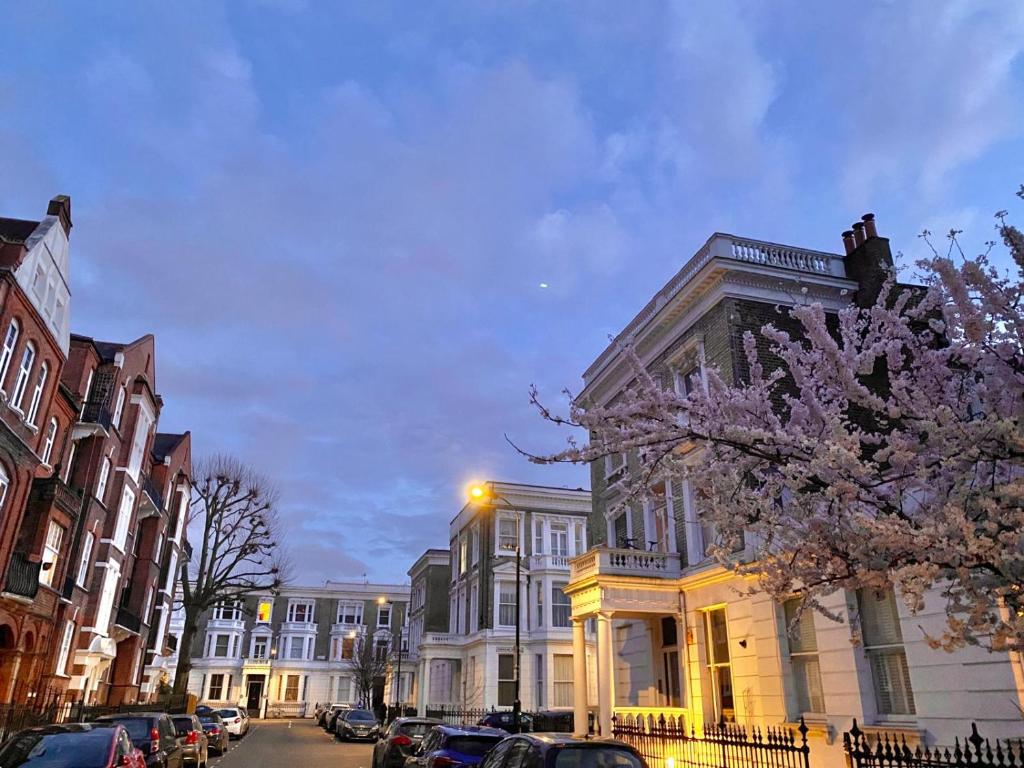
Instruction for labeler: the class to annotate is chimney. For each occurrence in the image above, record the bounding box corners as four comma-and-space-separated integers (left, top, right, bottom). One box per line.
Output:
842, 212, 894, 308
842, 230, 856, 255
46, 195, 72, 236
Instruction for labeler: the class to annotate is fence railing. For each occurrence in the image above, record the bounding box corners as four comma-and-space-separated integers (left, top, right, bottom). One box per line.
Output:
3, 552, 41, 600
612, 713, 810, 768
844, 720, 1024, 768
425, 706, 508, 726
80, 400, 112, 429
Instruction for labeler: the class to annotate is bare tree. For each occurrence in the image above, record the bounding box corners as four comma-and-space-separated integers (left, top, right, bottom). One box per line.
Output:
174, 455, 289, 695
347, 634, 388, 709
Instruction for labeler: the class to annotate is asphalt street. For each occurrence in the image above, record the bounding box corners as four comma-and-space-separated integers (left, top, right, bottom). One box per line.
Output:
208, 718, 375, 768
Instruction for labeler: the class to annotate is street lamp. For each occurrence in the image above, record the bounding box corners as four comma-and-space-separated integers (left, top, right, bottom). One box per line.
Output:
378, 596, 404, 715
467, 482, 522, 734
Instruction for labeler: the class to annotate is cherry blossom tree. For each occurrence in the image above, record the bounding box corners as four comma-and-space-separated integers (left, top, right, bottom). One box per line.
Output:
529, 191, 1024, 653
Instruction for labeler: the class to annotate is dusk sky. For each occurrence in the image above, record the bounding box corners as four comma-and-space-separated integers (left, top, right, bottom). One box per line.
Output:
2, 1, 1022, 585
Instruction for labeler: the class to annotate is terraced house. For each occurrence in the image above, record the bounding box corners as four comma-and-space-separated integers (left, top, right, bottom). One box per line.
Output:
564, 221, 1024, 766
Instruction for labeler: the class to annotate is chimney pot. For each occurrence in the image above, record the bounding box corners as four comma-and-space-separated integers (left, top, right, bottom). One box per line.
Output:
46, 195, 72, 236
852, 221, 866, 246
862, 213, 877, 239
842, 230, 856, 255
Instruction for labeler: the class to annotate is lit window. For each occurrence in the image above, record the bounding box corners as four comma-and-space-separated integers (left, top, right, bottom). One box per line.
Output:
553, 654, 573, 707
0, 320, 19, 389
76, 531, 94, 586
26, 362, 47, 425
257, 600, 273, 623
498, 517, 518, 551
41, 418, 57, 465
11, 342, 36, 410
283, 675, 300, 702
39, 520, 64, 587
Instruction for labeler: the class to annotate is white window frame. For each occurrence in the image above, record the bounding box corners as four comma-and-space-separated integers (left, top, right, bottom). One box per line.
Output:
287, 600, 314, 624
208, 673, 225, 700
112, 486, 135, 551
0, 464, 9, 511
0, 320, 19, 391
39, 520, 64, 587
497, 514, 519, 554
377, 603, 392, 628
497, 582, 516, 627
550, 522, 569, 557
81, 368, 94, 415
337, 600, 363, 625
112, 385, 126, 430
95, 456, 111, 505
55, 620, 75, 676
41, 418, 57, 465
76, 531, 95, 587
27, 361, 47, 425
11, 342, 36, 411
471, 525, 479, 565
551, 582, 570, 628
251, 634, 270, 660
783, 598, 825, 715
553, 654, 574, 707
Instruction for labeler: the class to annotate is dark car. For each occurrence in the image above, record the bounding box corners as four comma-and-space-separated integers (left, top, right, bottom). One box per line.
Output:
405, 725, 507, 768
93, 713, 183, 768
197, 713, 229, 756
479, 734, 646, 768
334, 709, 380, 741
0, 723, 146, 768
372, 718, 442, 768
322, 704, 350, 730
529, 712, 596, 734
476, 712, 534, 734
171, 715, 209, 768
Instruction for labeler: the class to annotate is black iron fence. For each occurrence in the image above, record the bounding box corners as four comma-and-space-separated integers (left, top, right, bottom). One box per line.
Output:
3, 552, 41, 600
844, 720, 1024, 768
611, 712, 810, 768
424, 706, 505, 726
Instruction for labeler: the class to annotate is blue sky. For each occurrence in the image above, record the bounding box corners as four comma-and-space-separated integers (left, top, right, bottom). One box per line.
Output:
2, 1, 1022, 584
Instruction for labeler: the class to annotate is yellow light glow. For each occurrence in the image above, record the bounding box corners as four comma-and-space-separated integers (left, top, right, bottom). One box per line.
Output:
666, 759, 675, 768
469, 485, 485, 499
348, 631, 357, 639
377, 596, 388, 605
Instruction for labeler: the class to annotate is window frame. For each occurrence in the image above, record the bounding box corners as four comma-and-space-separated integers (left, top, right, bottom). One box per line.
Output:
337, 600, 363, 625
10, 341, 36, 411
39, 520, 64, 588
76, 530, 95, 587
26, 360, 47, 425
41, 417, 58, 465
287, 600, 314, 624
782, 598, 825, 715
0, 319, 20, 391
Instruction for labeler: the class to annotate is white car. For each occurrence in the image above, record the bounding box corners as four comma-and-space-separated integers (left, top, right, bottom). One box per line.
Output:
217, 707, 250, 738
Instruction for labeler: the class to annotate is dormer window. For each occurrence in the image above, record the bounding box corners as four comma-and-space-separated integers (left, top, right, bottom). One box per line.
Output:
11, 342, 36, 410
27, 362, 47, 425
0, 320, 18, 390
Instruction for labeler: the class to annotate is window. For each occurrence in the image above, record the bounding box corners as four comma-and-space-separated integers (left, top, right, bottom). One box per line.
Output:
31, 266, 46, 299
498, 517, 518, 551
703, 608, 735, 722
252, 636, 269, 659
337, 600, 362, 625
11, 342, 36, 410
573, 523, 584, 556
63, 442, 75, 484
0, 320, 19, 388
257, 599, 272, 623
377, 603, 391, 627
858, 588, 916, 716
783, 599, 824, 714
471, 526, 479, 565
674, 364, 703, 396
41, 418, 57, 465
470, 584, 479, 632
213, 601, 242, 621
113, 487, 135, 551
287, 600, 314, 623
0, 464, 9, 511
498, 654, 515, 706
213, 635, 230, 658
27, 361, 47, 424
76, 531, 94, 586
605, 452, 626, 480
374, 631, 390, 661
553, 654, 573, 707
208, 674, 225, 700
143, 587, 154, 620
552, 584, 570, 628
341, 635, 356, 660
93, 456, 111, 503
288, 636, 306, 660
336, 676, 351, 701
55, 621, 74, 676
460, 535, 468, 575
112, 385, 126, 430
81, 368, 94, 415
613, 512, 628, 548
535, 581, 544, 628
550, 523, 568, 557
534, 519, 544, 555
39, 521, 64, 587
498, 583, 516, 626
283, 674, 300, 702
535, 653, 544, 709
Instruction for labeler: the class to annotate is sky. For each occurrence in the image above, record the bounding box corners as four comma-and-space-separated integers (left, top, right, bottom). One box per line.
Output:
2, 1, 1023, 585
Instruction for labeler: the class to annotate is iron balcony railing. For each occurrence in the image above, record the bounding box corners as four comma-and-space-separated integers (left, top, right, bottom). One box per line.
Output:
3, 553, 40, 600
115, 606, 142, 634
141, 473, 164, 511
80, 400, 112, 429
33, 476, 83, 518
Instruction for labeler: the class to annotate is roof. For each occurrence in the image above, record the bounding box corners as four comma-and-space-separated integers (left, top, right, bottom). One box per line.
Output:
0, 216, 40, 244
93, 340, 125, 363
152, 432, 187, 461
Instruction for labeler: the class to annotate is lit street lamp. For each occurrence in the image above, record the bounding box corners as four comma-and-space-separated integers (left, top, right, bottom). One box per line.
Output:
468, 482, 522, 734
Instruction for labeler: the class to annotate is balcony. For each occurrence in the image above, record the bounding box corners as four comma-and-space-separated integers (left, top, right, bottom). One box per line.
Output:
75, 400, 113, 439
115, 606, 142, 634
33, 475, 84, 518
280, 621, 317, 634
166, 634, 178, 653
140, 473, 164, 511
207, 616, 245, 631
570, 547, 681, 582
330, 622, 364, 636
529, 554, 570, 570
2, 552, 40, 601
422, 633, 461, 646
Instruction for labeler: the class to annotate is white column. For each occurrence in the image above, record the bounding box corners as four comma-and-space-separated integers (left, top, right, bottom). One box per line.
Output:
597, 612, 615, 736
572, 618, 589, 736
419, 658, 431, 712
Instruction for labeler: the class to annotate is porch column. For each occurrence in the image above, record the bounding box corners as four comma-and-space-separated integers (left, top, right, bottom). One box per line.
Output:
419, 658, 431, 713
596, 612, 614, 737
571, 618, 588, 736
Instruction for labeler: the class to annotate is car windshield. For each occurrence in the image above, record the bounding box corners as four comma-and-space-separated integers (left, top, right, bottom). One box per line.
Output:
0, 729, 112, 768
347, 711, 375, 722
399, 723, 435, 738
217, 710, 239, 718
551, 747, 645, 768
102, 718, 151, 743
447, 736, 503, 756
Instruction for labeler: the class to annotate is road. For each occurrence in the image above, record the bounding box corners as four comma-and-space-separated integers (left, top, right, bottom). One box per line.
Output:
209, 718, 375, 768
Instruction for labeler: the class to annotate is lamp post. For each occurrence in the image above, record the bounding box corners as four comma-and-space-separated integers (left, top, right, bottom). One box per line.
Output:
378, 597, 403, 715
468, 483, 522, 734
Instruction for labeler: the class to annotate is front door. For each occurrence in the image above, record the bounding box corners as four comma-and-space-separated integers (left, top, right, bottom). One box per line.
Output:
246, 676, 265, 716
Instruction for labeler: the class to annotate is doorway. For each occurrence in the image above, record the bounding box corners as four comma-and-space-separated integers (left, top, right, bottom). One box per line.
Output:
246, 675, 265, 716
703, 608, 734, 722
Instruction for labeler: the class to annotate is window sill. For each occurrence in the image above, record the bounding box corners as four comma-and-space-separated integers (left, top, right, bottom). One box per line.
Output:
783, 718, 832, 743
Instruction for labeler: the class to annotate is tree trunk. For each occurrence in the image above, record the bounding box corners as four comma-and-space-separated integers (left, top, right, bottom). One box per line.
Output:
172, 613, 200, 696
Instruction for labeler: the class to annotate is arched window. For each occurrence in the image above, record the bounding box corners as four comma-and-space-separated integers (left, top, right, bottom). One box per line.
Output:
0, 320, 19, 389
27, 361, 48, 425
11, 342, 35, 410
112, 385, 126, 429
0, 464, 10, 510
41, 418, 58, 465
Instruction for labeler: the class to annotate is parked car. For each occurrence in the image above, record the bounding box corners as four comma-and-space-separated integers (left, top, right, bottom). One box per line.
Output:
372, 718, 443, 768
0, 723, 146, 768
171, 714, 209, 768
404, 725, 507, 768
529, 711, 596, 734
476, 712, 534, 734
334, 709, 380, 741
478, 734, 646, 768
92, 713, 184, 768
197, 713, 229, 756
321, 704, 350, 729
215, 707, 250, 739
